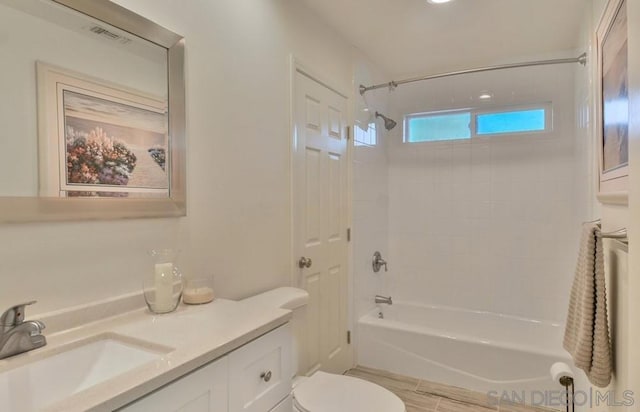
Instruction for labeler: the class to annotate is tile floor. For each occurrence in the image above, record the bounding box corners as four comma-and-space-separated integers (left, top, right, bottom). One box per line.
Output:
345, 366, 556, 412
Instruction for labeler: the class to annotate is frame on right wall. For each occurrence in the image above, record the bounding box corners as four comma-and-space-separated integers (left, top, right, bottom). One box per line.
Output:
596, 0, 629, 203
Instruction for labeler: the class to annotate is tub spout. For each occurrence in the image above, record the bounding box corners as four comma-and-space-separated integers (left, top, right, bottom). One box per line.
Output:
375, 295, 392, 305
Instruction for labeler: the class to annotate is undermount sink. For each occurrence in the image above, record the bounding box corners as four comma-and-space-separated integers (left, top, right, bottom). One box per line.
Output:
0, 333, 170, 411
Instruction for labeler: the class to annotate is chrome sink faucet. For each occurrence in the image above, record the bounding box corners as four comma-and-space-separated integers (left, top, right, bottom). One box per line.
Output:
375, 295, 393, 305
0, 301, 46, 359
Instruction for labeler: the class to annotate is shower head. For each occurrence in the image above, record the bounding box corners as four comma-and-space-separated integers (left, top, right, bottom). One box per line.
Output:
375, 111, 397, 131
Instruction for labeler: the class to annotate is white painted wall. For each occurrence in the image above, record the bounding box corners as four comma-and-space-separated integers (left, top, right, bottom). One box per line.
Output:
384, 62, 589, 323
0, 0, 369, 315
570, 2, 600, 407
572, 1, 637, 409
626, 0, 640, 404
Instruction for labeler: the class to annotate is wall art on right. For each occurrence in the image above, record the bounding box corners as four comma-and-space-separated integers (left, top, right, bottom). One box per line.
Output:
597, 0, 629, 202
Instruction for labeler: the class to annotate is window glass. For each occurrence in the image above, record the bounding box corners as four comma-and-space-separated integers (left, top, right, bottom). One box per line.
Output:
407, 112, 471, 142
404, 105, 550, 143
476, 109, 546, 135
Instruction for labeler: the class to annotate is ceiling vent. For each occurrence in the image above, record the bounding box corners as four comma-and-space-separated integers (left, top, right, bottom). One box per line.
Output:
88, 25, 132, 45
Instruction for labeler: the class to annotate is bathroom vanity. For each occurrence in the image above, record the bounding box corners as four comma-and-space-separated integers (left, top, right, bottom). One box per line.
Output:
0, 298, 292, 412
120, 324, 292, 412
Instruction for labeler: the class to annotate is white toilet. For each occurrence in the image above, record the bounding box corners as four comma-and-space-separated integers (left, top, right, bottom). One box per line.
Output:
245, 287, 405, 412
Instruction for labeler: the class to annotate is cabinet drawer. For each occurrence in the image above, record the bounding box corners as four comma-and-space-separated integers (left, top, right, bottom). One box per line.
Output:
228, 324, 292, 412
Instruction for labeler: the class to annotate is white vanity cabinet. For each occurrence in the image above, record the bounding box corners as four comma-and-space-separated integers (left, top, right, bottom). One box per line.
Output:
117, 357, 228, 412
119, 324, 291, 412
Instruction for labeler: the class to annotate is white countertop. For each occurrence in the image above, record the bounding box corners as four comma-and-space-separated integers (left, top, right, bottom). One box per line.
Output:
0, 298, 291, 412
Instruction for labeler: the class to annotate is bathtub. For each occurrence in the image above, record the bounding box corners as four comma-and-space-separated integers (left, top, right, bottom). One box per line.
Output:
358, 302, 572, 401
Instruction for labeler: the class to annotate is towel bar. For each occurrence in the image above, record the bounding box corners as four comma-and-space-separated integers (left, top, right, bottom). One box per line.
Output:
586, 219, 628, 244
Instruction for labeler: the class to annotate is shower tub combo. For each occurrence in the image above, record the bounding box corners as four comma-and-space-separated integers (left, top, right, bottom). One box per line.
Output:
358, 302, 572, 400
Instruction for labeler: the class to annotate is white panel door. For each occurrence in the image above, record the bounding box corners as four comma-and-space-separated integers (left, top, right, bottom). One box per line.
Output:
293, 70, 350, 375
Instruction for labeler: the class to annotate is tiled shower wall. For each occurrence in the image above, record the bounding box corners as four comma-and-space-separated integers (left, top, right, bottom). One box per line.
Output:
385, 63, 590, 322
353, 139, 389, 319
352, 52, 391, 320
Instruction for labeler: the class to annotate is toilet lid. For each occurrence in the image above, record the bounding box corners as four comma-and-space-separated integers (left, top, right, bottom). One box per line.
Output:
293, 371, 405, 412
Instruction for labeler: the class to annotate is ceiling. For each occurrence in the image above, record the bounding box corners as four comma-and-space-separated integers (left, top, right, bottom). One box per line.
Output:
300, 0, 588, 79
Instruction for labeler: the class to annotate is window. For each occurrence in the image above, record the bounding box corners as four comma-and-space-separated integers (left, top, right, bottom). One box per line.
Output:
476, 109, 546, 135
355, 122, 377, 146
404, 104, 551, 143
406, 112, 471, 142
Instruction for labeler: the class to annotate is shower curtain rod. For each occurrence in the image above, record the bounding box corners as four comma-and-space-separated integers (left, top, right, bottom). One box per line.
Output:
359, 53, 587, 95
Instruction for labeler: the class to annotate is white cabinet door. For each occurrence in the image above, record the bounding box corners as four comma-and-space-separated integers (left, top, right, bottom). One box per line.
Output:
118, 357, 228, 412
228, 324, 291, 412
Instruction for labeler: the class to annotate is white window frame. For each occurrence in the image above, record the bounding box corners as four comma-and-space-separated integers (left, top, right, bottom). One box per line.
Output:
403, 102, 553, 143
354, 121, 378, 147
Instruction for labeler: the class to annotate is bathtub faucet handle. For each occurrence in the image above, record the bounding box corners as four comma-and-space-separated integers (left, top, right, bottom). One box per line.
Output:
372, 251, 388, 273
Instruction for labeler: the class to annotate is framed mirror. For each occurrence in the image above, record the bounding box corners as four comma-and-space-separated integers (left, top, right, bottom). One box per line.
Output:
0, 0, 186, 222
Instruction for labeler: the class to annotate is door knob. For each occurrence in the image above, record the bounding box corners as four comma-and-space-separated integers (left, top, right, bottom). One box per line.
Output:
298, 256, 312, 268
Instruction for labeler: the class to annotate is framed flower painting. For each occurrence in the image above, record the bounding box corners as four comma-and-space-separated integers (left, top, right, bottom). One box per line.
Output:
37, 63, 169, 198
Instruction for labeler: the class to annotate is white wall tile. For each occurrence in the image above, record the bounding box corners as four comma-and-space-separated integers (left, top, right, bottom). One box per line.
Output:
352, 54, 392, 320
384, 63, 590, 322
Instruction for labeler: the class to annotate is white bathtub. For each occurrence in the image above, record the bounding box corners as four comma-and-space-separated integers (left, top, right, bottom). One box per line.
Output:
358, 302, 572, 400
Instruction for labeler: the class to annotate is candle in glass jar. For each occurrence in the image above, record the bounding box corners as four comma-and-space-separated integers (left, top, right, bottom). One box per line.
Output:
183, 286, 214, 305
154, 263, 174, 312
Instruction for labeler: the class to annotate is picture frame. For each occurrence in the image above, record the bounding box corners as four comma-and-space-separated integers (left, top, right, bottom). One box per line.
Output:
37, 63, 169, 198
596, 0, 629, 203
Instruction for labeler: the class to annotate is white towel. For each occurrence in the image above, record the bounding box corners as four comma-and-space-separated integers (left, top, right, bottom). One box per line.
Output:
563, 222, 612, 387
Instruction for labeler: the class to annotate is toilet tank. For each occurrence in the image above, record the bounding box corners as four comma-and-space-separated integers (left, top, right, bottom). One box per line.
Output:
242, 287, 309, 376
